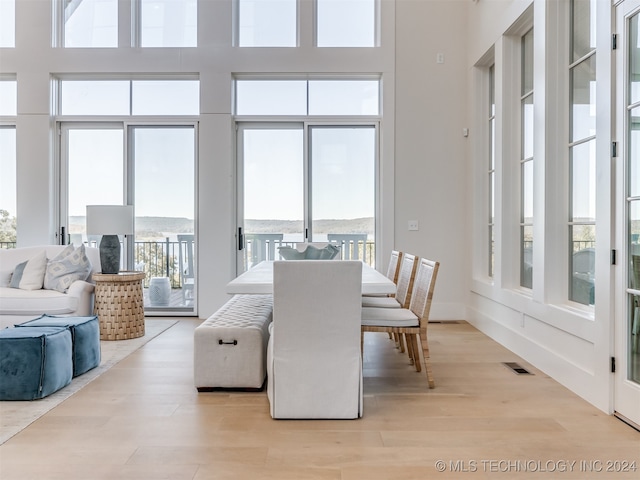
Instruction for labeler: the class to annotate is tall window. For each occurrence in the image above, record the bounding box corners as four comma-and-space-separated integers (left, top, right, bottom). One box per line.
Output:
488, 64, 496, 278
0, 78, 17, 247
520, 29, 534, 289
237, 0, 297, 47
568, 0, 596, 305
316, 0, 377, 47
627, 12, 640, 384
0, 0, 15, 48
62, 0, 118, 48
0, 126, 16, 247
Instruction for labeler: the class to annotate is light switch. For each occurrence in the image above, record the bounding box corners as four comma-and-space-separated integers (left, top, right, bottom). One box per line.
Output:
408, 220, 419, 231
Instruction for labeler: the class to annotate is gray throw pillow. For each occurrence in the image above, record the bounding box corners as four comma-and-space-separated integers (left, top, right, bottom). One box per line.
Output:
44, 245, 92, 293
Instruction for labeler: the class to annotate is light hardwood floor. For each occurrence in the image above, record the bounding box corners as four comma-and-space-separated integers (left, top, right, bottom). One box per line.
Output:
0, 319, 638, 479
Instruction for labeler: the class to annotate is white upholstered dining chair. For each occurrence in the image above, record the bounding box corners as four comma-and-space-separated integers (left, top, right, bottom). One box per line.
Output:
267, 260, 363, 419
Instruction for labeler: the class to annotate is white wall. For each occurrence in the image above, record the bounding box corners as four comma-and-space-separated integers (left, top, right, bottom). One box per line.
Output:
393, 0, 469, 320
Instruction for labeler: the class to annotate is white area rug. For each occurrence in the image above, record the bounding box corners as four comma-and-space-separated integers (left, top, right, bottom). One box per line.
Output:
0, 319, 177, 445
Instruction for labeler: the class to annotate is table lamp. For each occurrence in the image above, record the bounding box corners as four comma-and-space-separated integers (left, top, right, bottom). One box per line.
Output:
86, 205, 134, 274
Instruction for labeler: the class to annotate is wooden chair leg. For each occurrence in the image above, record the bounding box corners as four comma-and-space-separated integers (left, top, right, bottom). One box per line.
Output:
419, 332, 434, 388
398, 333, 405, 353
405, 333, 415, 365
409, 334, 421, 372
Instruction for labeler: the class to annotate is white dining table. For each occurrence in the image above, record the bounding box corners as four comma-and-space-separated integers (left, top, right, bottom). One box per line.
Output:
226, 261, 396, 296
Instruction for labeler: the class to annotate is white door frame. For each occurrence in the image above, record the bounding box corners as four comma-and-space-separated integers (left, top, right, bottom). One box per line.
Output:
614, 0, 640, 428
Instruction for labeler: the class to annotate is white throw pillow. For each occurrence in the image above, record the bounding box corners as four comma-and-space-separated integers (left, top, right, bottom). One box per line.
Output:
44, 244, 93, 293
9, 251, 48, 290
0, 269, 12, 287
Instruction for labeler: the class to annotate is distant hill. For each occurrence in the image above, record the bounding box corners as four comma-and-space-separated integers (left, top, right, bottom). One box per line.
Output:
69, 216, 373, 237
245, 217, 373, 235
69, 216, 194, 239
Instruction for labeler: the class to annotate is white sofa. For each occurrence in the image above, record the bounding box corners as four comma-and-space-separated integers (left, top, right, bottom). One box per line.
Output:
0, 245, 101, 329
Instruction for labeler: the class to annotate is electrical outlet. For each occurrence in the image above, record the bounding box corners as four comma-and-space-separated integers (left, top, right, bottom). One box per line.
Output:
408, 220, 419, 231
436, 53, 445, 64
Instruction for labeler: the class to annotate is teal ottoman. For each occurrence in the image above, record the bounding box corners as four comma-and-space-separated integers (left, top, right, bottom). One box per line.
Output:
0, 326, 73, 400
17, 315, 101, 377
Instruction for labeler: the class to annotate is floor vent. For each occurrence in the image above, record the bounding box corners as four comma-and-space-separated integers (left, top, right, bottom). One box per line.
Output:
503, 362, 533, 375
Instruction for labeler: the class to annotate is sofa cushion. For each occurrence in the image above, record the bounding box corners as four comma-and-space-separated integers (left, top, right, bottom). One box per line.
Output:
44, 245, 92, 293
0, 287, 79, 315
9, 251, 47, 290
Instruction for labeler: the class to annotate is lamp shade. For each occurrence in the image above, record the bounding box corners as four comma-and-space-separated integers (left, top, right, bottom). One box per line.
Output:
86, 205, 134, 236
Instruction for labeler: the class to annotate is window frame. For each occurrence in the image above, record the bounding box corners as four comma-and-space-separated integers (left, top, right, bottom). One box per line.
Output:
567, 0, 597, 306
520, 27, 534, 290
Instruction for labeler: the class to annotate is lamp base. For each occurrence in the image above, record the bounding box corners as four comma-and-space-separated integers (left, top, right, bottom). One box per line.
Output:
99, 235, 121, 274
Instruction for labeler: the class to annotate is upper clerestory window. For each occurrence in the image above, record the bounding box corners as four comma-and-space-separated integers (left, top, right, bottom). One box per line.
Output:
58, 79, 200, 115
139, 0, 197, 47
59, 0, 197, 48
62, 0, 119, 48
235, 78, 380, 116
0, 78, 17, 115
0, 0, 15, 48
316, 0, 378, 47
237, 0, 297, 47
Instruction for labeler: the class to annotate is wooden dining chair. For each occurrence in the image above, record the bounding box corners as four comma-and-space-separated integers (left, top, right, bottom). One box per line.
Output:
362, 250, 403, 299
362, 252, 417, 353
362, 252, 415, 309
361, 257, 440, 388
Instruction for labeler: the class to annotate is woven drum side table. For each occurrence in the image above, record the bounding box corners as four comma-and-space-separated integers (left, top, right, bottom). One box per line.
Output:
92, 271, 145, 340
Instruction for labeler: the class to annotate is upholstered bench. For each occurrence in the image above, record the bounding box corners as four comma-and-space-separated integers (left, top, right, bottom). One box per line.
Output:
0, 326, 73, 400
194, 294, 273, 390
17, 315, 100, 377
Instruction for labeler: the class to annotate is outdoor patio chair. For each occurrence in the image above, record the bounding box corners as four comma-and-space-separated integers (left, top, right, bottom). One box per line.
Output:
177, 234, 195, 305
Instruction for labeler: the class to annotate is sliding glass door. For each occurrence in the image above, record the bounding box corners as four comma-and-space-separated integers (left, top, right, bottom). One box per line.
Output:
58, 122, 197, 313
310, 126, 375, 261
236, 122, 377, 272
131, 126, 196, 311
59, 124, 124, 246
